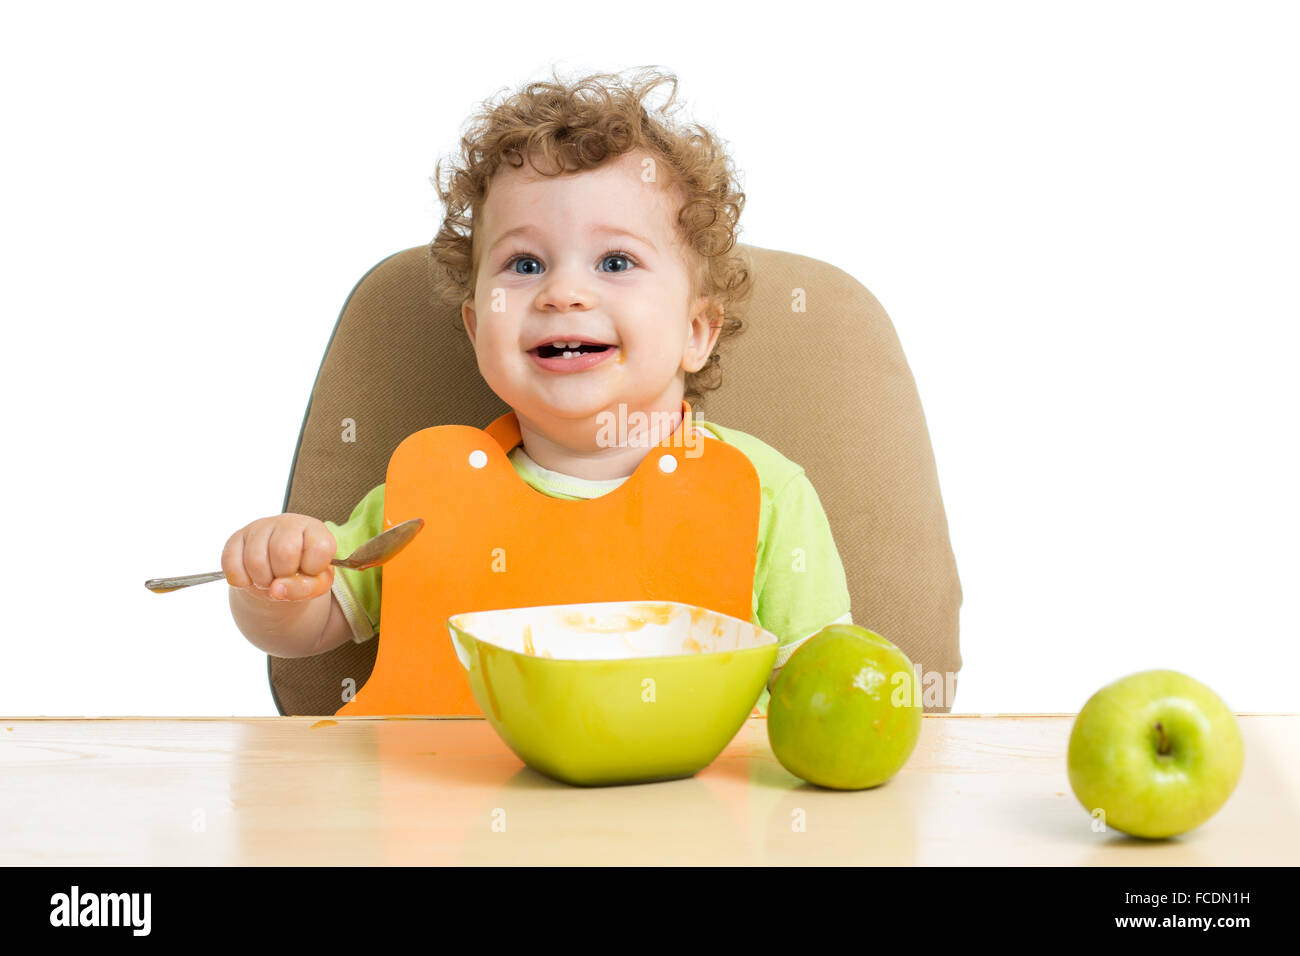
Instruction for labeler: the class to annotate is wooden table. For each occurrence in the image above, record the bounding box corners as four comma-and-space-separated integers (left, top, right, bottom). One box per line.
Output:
2, 715, 1295, 865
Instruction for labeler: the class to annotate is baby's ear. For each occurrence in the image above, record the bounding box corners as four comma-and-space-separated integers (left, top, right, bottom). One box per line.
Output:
461, 300, 478, 346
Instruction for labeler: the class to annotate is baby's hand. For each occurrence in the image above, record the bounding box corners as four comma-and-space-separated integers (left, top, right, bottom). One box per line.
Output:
222, 514, 336, 602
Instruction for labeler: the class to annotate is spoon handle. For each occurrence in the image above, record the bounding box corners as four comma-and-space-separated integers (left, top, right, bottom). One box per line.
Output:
144, 571, 229, 592
144, 562, 345, 593
145, 517, 422, 593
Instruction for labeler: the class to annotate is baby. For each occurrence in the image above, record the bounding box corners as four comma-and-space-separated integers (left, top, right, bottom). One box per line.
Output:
225, 68, 853, 715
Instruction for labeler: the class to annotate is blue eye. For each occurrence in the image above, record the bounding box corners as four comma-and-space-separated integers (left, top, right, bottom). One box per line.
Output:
503, 250, 638, 275
600, 251, 636, 272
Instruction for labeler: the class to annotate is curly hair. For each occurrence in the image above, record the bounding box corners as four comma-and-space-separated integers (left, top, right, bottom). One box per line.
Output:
429, 66, 752, 409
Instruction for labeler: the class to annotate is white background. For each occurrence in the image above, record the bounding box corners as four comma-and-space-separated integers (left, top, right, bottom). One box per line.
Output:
1, 1, 1295, 716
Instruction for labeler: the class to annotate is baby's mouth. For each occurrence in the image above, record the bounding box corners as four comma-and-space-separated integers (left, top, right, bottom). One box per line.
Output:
530, 343, 614, 359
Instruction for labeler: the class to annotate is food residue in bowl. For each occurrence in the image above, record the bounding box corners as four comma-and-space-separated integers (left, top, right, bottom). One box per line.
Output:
631, 603, 676, 626
559, 602, 676, 633
467, 601, 767, 660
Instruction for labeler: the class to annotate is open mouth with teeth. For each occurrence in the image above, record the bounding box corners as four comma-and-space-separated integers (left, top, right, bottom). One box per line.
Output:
532, 342, 614, 358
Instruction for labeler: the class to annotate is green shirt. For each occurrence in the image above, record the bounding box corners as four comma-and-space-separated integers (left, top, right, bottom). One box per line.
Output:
323, 417, 853, 715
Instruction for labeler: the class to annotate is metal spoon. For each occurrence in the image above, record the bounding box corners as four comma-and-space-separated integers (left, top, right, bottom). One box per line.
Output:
143, 517, 426, 593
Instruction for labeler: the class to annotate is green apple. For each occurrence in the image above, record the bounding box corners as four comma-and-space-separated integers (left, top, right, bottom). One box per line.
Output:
1067, 669, 1244, 839
767, 624, 923, 790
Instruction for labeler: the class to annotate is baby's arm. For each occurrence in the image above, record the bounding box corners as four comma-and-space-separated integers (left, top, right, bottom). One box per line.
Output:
226, 485, 386, 657
228, 583, 336, 658
755, 470, 853, 693
312, 593, 356, 655
224, 512, 339, 657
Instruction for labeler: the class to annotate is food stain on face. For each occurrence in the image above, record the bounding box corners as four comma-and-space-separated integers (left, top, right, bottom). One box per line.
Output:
310, 719, 338, 729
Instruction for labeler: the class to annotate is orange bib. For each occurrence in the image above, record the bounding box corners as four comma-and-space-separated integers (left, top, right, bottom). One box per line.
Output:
335, 399, 761, 716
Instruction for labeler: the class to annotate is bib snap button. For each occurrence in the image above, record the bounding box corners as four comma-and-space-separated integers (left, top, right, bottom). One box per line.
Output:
469, 449, 488, 469
658, 453, 677, 474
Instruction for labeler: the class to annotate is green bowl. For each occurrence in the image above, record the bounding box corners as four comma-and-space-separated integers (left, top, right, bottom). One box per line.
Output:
446, 601, 778, 786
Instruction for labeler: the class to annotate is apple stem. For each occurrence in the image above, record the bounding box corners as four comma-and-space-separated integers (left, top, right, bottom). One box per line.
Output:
1154, 720, 1171, 756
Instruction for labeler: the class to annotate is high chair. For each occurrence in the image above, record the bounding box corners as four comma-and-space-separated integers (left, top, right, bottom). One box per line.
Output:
268, 243, 963, 715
